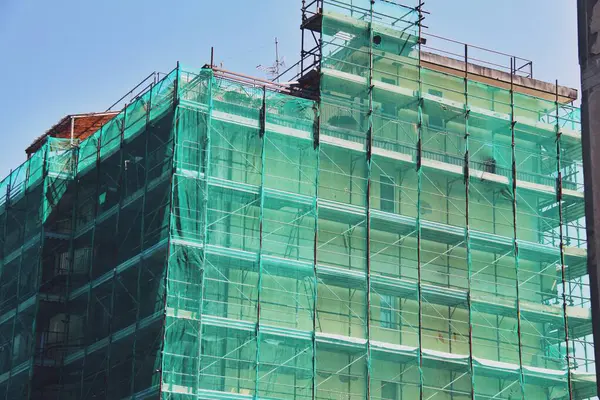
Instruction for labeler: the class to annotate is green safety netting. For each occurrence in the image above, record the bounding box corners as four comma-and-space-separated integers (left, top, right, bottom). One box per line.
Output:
0, 0, 596, 399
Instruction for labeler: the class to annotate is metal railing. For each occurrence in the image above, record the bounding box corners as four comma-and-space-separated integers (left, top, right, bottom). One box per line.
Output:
421, 32, 533, 79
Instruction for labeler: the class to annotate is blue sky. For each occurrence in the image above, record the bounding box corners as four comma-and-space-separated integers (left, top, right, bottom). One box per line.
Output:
0, 0, 578, 178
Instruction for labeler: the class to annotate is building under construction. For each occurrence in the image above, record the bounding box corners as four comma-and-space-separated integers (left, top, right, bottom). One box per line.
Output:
0, 0, 596, 399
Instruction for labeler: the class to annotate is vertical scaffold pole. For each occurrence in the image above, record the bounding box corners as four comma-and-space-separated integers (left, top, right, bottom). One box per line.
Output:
60, 127, 81, 397
311, 97, 320, 400
130, 78, 154, 396
2, 168, 16, 400
311, 3, 323, 397
301, 0, 306, 76
463, 43, 476, 400
196, 67, 214, 395
78, 86, 106, 399
365, 1, 375, 398
555, 79, 574, 400
105, 81, 129, 395
416, 3, 425, 400
26, 145, 46, 399
254, 85, 267, 397
160, 61, 181, 396
510, 57, 526, 400
0, 174, 5, 400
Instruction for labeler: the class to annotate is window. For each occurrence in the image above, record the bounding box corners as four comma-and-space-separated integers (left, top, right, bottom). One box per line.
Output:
380, 294, 396, 329
381, 77, 398, 115
12, 334, 28, 362
382, 381, 398, 399
427, 89, 445, 129
380, 176, 395, 213
54, 252, 70, 275
72, 248, 92, 274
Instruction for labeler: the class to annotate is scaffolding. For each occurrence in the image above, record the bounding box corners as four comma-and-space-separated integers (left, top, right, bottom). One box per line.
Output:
0, 0, 597, 399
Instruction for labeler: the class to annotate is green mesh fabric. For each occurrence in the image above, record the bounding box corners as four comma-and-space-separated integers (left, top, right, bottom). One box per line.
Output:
0, 67, 178, 398
0, 1, 596, 398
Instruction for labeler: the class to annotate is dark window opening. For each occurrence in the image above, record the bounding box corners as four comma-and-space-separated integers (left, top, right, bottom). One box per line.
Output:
483, 157, 497, 173
428, 89, 446, 129
380, 176, 395, 213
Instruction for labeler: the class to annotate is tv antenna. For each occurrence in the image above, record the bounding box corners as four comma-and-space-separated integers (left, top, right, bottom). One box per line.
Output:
257, 37, 286, 82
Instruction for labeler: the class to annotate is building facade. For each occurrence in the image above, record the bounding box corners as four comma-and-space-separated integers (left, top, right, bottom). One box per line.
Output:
0, 0, 596, 399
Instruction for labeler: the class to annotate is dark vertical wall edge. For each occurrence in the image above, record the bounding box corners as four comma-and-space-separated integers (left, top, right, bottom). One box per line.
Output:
578, 0, 600, 395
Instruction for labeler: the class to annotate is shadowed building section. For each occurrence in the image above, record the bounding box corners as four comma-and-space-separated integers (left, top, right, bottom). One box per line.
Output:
578, 0, 600, 397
